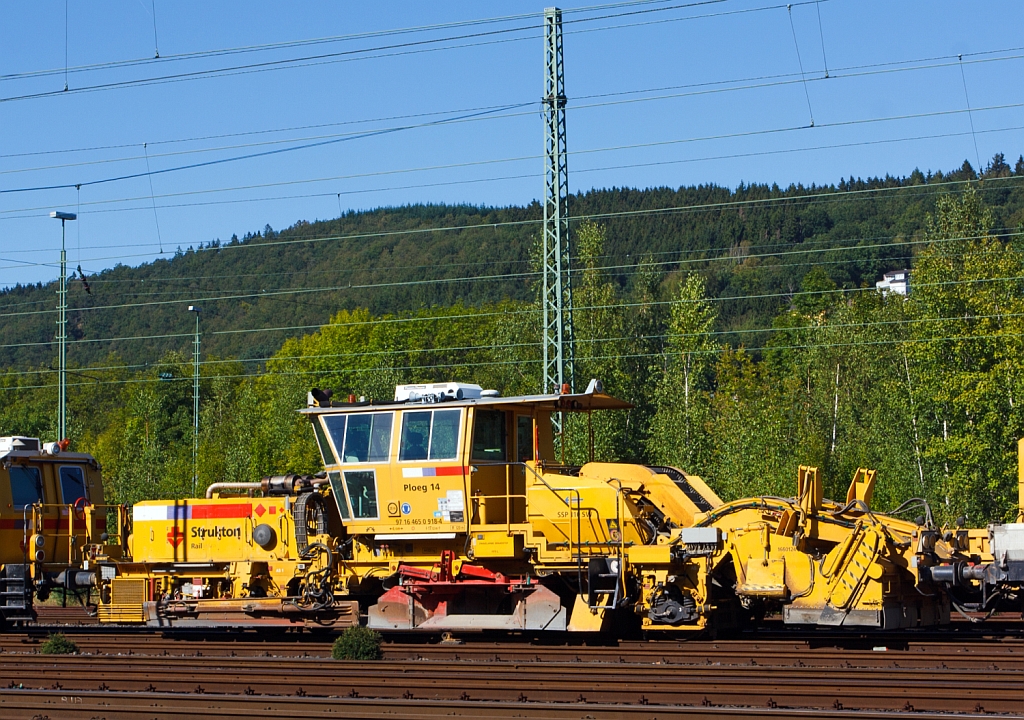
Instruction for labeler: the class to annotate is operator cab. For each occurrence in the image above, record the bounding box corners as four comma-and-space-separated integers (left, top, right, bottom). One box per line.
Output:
301, 380, 632, 553
0, 437, 118, 621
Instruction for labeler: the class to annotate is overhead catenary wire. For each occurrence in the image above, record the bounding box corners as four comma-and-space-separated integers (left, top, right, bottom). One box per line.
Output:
0, 0, 736, 105
1, 118, 1020, 231
0, 102, 533, 195
7, 322, 1024, 394
0, 0, 704, 85
1, 171, 1021, 280
6, 219, 1006, 312
786, 3, 815, 126
150, 0, 160, 58
0, 9, 1015, 340
5, 225, 1014, 310
4, 44, 1024, 183
7, 301, 1024, 381
958, 54, 984, 176
0, 238, 1021, 353
2, 87, 1015, 205
143, 143, 164, 254
6, 37, 1023, 174
1, 93, 1022, 228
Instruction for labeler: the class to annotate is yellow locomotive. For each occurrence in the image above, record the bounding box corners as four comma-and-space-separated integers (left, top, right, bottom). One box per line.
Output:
0, 436, 119, 623
79, 379, 1023, 632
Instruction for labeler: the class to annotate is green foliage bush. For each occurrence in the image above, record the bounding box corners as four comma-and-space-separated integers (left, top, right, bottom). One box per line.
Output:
331, 626, 382, 661
39, 633, 78, 655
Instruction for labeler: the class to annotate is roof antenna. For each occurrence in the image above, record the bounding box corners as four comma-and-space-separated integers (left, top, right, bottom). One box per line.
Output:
151, 0, 160, 58
143, 143, 164, 253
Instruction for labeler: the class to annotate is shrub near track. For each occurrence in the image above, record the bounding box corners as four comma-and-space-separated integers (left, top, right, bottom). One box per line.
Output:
39, 633, 78, 655
332, 627, 382, 660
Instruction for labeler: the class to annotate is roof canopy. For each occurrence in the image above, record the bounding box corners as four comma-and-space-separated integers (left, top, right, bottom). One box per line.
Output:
300, 384, 634, 415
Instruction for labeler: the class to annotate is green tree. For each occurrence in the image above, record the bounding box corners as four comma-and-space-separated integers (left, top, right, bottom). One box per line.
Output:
905, 184, 1024, 522
647, 273, 720, 474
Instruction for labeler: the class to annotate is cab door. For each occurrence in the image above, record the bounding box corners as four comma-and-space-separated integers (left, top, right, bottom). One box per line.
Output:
3, 464, 43, 565
512, 413, 534, 523
35, 463, 64, 564
468, 408, 513, 526
55, 464, 89, 564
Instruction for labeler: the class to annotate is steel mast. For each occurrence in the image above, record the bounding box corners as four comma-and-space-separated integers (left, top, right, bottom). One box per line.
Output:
188, 305, 201, 496
542, 6, 575, 398
50, 210, 76, 441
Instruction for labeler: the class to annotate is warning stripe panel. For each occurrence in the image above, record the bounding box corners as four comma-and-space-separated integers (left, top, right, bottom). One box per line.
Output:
191, 504, 252, 519
133, 503, 253, 521
402, 466, 468, 478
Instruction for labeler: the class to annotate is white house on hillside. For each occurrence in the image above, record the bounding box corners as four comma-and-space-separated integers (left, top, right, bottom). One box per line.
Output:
876, 269, 910, 295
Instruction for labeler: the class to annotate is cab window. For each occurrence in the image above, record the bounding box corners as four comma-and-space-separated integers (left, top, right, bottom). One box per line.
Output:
400, 409, 461, 461
472, 410, 507, 461
59, 466, 88, 505
430, 410, 460, 460
516, 415, 534, 462
312, 419, 337, 465
341, 412, 393, 463
9, 466, 42, 509
322, 415, 347, 460
344, 470, 378, 519
327, 471, 351, 520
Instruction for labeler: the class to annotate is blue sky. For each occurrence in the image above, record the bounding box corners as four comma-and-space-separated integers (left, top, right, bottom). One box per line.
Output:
1, 0, 1022, 287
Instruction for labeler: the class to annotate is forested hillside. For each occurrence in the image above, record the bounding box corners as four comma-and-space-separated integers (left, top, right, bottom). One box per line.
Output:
2, 155, 1024, 525
3, 154, 1023, 370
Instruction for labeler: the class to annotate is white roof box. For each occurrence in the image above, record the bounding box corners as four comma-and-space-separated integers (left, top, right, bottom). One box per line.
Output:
0, 436, 40, 453
395, 382, 482, 402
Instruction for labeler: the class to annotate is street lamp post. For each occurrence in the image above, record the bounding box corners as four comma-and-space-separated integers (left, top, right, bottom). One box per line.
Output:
50, 211, 76, 441
188, 305, 201, 496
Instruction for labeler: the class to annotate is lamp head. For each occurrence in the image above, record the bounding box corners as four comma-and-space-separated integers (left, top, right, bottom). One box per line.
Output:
50, 211, 77, 221
188, 305, 201, 313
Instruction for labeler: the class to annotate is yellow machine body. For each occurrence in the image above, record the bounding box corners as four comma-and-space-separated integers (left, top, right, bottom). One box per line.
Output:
0, 437, 122, 623
94, 488, 358, 627
130, 497, 293, 563
299, 382, 1016, 632
72, 380, 1022, 632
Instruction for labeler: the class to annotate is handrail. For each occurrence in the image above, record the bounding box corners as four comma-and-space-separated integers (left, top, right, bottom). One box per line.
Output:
470, 460, 581, 508
23, 502, 131, 564
471, 460, 591, 547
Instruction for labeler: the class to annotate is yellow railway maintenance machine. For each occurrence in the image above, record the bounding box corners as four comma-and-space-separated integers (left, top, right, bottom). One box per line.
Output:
0, 436, 120, 624
97, 474, 359, 628
88, 380, 1024, 632
301, 381, 1024, 632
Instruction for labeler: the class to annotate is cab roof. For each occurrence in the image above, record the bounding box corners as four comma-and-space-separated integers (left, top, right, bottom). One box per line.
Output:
300, 386, 634, 416
0, 451, 98, 465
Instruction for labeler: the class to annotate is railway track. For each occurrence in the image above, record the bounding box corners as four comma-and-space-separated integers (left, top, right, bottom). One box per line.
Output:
0, 654, 1019, 716
4, 628, 1024, 670
2, 623, 1021, 718
0, 689, 1008, 720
